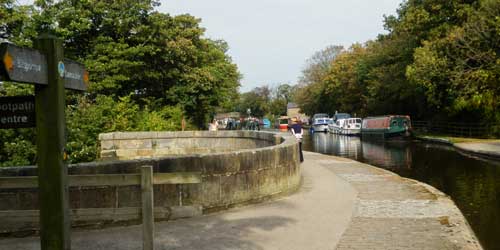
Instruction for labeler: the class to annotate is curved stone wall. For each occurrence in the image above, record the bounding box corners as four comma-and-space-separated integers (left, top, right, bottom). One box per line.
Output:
0, 131, 301, 234
99, 131, 278, 160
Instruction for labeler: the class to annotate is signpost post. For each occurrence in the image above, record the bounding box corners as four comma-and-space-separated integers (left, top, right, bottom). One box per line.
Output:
0, 36, 89, 250
34, 36, 71, 250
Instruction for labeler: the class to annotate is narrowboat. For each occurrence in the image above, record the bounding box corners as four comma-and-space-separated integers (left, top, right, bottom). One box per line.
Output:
277, 116, 290, 131
311, 113, 331, 133
361, 115, 411, 138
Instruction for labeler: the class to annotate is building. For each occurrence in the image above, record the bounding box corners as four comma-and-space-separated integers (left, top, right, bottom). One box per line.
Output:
287, 103, 309, 124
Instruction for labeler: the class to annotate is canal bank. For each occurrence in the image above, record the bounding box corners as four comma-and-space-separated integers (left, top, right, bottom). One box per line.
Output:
0, 152, 481, 250
305, 133, 500, 249
415, 135, 500, 160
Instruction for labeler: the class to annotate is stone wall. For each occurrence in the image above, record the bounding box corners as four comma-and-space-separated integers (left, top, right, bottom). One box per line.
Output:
0, 131, 301, 234
99, 131, 277, 160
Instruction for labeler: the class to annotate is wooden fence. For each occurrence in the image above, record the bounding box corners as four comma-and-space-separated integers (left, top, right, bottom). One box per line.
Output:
0, 166, 202, 250
412, 120, 500, 138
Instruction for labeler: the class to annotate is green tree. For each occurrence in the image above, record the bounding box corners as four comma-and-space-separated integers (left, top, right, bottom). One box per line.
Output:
0, 0, 35, 46
407, 0, 500, 123
295, 45, 343, 116
323, 44, 369, 116
296, 0, 488, 123
1, 0, 240, 165
236, 86, 271, 118
30, 0, 240, 126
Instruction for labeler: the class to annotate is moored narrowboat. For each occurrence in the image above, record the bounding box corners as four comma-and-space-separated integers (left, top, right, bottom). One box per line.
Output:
277, 116, 290, 131
361, 115, 411, 138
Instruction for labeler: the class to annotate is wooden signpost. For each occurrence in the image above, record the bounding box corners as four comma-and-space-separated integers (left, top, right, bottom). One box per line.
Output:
0, 36, 89, 250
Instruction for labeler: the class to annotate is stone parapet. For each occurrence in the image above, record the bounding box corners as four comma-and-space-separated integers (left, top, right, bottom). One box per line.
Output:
0, 131, 301, 235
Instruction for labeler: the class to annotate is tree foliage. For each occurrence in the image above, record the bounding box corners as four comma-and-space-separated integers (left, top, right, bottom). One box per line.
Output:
236, 83, 296, 120
0, 0, 240, 166
296, 0, 498, 125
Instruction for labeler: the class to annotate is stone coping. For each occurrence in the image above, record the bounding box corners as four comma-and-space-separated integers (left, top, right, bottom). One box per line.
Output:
98, 130, 289, 160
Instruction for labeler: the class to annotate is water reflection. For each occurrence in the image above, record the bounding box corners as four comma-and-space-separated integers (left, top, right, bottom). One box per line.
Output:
307, 133, 412, 172
303, 133, 500, 250
309, 133, 361, 158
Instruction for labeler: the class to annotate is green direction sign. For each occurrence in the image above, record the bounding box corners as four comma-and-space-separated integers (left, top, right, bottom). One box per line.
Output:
0, 43, 89, 91
0, 95, 36, 129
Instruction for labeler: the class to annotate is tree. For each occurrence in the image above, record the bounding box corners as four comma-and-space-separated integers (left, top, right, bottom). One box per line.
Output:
0, 0, 241, 165
298, 45, 343, 87
236, 86, 271, 118
407, 0, 500, 123
30, 0, 240, 126
0, 0, 35, 46
323, 44, 369, 116
295, 0, 486, 123
295, 45, 343, 116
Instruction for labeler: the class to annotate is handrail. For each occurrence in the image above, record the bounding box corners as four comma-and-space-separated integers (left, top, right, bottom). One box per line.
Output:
0, 172, 202, 189
0, 167, 202, 250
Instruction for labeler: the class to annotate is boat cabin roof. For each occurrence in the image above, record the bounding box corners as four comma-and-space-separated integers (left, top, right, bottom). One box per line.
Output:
312, 113, 329, 119
333, 113, 351, 120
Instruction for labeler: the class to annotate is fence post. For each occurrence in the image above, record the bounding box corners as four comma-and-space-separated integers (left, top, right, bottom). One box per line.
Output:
141, 166, 154, 250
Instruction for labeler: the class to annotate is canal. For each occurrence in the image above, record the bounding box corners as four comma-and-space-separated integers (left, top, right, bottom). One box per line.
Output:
302, 133, 500, 250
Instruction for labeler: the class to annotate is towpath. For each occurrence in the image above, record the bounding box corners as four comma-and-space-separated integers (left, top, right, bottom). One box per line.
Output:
416, 135, 500, 160
454, 141, 500, 159
0, 152, 481, 250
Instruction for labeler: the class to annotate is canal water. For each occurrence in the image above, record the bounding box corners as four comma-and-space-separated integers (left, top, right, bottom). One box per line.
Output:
302, 133, 500, 250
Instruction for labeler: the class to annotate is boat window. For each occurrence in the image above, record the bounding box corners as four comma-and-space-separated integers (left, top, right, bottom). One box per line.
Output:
392, 120, 397, 126
355, 118, 362, 123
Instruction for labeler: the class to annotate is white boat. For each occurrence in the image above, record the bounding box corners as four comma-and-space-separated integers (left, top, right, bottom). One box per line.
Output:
328, 119, 343, 134
311, 113, 331, 133
336, 118, 362, 135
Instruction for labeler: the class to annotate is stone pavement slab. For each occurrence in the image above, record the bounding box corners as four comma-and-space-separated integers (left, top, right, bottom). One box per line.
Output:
309, 152, 482, 250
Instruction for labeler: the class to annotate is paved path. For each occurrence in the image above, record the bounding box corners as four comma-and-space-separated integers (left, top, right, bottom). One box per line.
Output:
0, 152, 482, 250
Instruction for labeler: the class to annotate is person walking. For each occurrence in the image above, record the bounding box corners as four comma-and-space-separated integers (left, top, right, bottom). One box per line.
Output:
290, 117, 304, 162
208, 119, 218, 131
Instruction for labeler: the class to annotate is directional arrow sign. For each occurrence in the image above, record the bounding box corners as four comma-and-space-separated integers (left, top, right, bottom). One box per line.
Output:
61, 59, 89, 91
0, 43, 89, 91
0, 43, 48, 85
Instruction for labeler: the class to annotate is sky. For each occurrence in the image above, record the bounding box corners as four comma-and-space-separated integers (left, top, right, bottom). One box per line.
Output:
158, 0, 403, 92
